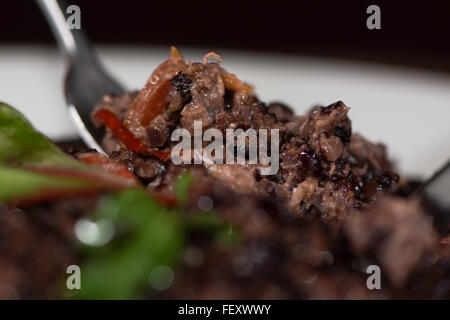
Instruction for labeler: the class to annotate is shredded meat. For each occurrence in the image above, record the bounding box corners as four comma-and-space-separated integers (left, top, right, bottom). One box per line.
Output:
346, 196, 438, 287
110, 149, 165, 183
92, 55, 399, 223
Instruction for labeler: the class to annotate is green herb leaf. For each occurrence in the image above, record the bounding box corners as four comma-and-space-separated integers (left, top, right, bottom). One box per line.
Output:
174, 172, 194, 206
0, 103, 135, 202
0, 166, 92, 201
75, 189, 183, 299
0, 102, 80, 168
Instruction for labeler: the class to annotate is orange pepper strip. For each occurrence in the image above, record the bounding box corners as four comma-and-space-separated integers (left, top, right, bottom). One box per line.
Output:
124, 47, 187, 140
140, 79, 172, 127
93, 108, 171, 161
222, 72, 253, 95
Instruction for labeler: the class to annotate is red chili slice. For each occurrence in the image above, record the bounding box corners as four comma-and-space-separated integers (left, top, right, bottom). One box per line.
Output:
93, 108, 171, 160
150, 191, 178, 207
77, 151, 138, 185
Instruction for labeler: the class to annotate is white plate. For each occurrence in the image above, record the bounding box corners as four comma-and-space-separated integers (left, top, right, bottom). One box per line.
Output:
1, 45, 449, 178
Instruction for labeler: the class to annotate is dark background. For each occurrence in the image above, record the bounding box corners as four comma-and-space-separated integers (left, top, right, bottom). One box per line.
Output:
2, 0, 450, 73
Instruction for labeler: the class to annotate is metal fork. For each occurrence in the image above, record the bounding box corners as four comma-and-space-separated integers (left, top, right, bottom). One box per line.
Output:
36, 0, 125, 153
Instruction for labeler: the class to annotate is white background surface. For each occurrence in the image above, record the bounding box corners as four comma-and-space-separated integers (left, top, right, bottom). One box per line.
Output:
1, 45, 449, 178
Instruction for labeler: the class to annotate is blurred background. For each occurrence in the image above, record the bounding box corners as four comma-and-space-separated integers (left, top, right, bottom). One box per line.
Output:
0, 0, 449, 177
4, 0, 450, 72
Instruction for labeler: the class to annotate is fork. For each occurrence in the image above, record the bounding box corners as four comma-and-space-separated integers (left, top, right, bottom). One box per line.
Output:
36, 0, 125, 153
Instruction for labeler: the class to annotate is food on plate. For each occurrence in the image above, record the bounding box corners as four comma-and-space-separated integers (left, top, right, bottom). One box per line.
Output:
0, 49, 448, 299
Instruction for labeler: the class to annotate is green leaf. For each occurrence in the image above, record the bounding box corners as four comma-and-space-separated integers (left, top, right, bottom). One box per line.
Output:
72, 177, 239, 299
75, 189, 184, 299
174, 172, 194, 206
0, 102, 81, 168
0, 166, 92, 200
0, 103, 135, 202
